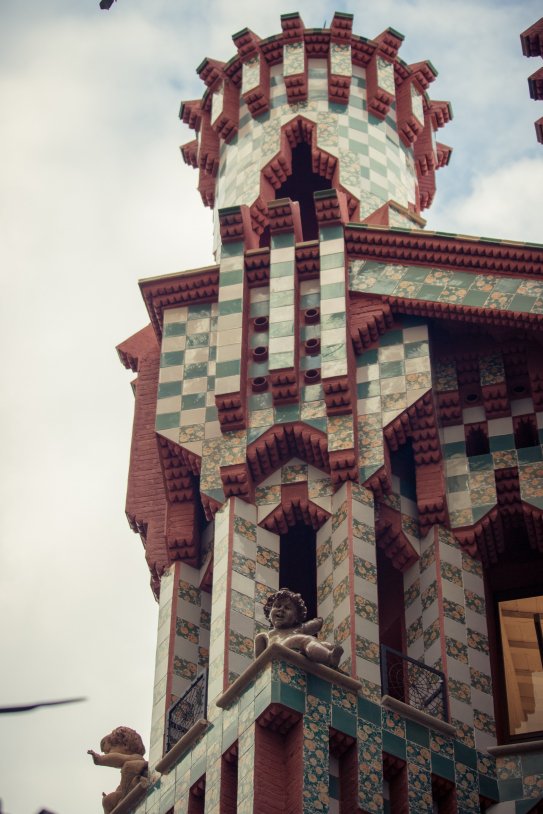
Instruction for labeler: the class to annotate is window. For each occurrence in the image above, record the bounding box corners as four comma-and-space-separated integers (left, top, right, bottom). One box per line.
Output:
498, 594, 543, 738
280, 523, 317, 619
486, 527, 543, 742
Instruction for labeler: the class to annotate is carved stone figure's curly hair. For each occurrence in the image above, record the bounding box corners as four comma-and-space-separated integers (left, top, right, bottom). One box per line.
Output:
100, 726, 146, 756
263, 588, 307, 627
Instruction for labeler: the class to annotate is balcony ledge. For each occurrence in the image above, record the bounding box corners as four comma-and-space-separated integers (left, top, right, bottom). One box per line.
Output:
381, 694, 456, 738
487, 738, 543, 756
155, 718, 210, 775
215, 642, 363, 709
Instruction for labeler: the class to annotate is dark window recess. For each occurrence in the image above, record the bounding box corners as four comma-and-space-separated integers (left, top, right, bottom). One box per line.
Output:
513, 415, 539, 449
390, 439, 417, 502
377, 545, 406, 655
432, 775, 457, 814
188, 776, 205, 814
280, 523, 317, 620
275, 142, 332, 241
221, 744, 238, 814
465, 423, 490, 457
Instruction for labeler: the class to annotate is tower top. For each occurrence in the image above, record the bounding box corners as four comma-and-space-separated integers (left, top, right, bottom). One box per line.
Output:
180, 10, 452, 253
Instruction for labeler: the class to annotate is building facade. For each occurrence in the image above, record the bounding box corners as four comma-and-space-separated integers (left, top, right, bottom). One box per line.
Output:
116, 12, 543, 814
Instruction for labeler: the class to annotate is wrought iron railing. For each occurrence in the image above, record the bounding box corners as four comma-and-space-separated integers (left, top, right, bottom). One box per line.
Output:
380, 645, 449, 722
165, 670, 208, 753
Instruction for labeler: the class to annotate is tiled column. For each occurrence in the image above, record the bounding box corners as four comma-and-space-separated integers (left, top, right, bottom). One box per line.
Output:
203, 724, 221, 814
404, 525, 496, 753
303, 693, 330, 813
208, 498, 280, 702
316, 482, 380, 700
268, 201, 299, 398
215, 224, 247, 430
207, 500, 231, 709
172, 561, 211, 699
406, 735, 433, 813
319, 223, 348, 385
227, 500, 279, 683
237, 723, 256, 814
357, 701, 383, 813
148, 564, 177, 770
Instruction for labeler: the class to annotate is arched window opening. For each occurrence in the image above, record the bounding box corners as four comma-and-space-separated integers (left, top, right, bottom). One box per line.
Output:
465, 424, 490, 457
513, 415, 539, 449
275, 142, 332, 242
280, 522, 317, 620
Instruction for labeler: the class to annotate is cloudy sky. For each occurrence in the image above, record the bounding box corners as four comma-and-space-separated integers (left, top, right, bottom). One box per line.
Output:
0, 0, 541, 811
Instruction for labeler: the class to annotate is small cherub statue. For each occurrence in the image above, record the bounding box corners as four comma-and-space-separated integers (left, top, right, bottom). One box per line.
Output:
88, 726, 148, 813
255, 587, 343, 669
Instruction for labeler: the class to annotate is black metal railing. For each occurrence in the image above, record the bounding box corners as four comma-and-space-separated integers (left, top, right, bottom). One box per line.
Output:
165, 670, 208, 753
380, 645, 449, 722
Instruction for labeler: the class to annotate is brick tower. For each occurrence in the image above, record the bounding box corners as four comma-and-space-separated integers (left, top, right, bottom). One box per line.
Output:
117, 12, 543, 814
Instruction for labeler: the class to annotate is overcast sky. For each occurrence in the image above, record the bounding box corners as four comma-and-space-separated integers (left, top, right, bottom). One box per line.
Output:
0, 1, 542, 812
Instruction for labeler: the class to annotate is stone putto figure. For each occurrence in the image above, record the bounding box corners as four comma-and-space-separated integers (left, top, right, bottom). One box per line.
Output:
255, 587, 344, 669
87, 726, 148, 813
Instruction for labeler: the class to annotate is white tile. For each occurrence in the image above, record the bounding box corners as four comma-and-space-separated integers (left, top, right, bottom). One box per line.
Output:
510, 397, 534, 416
487, 416, 514, 436
443, 424, 465, 443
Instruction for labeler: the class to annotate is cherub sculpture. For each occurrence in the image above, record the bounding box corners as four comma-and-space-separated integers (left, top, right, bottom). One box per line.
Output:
88, 726, 148, 813
255, 588, 343, 669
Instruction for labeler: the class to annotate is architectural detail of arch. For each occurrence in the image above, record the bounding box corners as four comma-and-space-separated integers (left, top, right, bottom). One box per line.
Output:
255, 116, 359, 232
259, 483, 330, 533
246, 423, 329, 484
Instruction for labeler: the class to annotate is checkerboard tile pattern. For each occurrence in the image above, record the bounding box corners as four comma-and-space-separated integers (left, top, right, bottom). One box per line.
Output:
269, 231, 296, 371
157, 302, 220, 457
356, 318, 431, 482
214, 61, 418, 233
207, 501, 231, 710
403, 526, 495, 752
319, 224, 348, 380
316, 483, 381, 701
172, 558, 212, 700
440, 373, 543, 527
148, 564, 177, 770
350, 259, 543, 315
215, 239, 245, 397
206, 498, 281, 697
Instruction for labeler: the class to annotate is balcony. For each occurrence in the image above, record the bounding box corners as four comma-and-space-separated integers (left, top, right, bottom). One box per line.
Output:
380, 644, 449, 723
165, 670, 208, 754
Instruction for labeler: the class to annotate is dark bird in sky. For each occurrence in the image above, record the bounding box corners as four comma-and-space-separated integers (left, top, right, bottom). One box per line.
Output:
99, 0, 116, 9
0, 697, 86, 714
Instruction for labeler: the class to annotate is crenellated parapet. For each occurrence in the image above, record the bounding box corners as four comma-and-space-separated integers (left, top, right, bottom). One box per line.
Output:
180, 11, 453, 240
